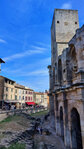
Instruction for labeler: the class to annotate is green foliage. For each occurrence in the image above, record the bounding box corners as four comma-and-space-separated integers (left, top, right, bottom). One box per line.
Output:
0, 143, 25, 149
0, 115, 20, 124
0, 147, 6, 149
30, 110, 49, 117
8, 143, 25, 149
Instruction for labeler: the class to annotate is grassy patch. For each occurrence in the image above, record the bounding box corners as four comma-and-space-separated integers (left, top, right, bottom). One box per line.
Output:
0, 114, 31, 131
0, 133, 5, 139
0, 143, 25, 149
30, 110, 49, 117
0, 115, 21, 124
8, 143, 25, 149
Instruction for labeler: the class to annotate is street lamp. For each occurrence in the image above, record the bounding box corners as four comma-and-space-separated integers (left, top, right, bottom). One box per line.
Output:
0, 58, 5, 73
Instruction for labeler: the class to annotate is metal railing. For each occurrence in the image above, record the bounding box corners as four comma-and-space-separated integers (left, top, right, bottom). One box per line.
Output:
0, 107, 48, 115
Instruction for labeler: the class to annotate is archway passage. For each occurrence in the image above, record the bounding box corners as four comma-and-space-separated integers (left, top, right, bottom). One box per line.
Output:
58, 59, 62, 86
67, 44, 78, 85
60, 106, 64, 141
71, 108, 83, 149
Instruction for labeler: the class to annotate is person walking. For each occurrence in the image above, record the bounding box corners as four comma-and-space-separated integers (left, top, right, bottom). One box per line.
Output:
40, 127, 43, 135
37, 127, 40, 134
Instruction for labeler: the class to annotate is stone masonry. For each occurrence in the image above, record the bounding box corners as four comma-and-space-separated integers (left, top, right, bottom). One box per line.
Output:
48, 9, 84, 149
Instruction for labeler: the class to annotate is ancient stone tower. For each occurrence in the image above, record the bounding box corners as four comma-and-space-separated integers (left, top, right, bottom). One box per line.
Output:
51, 9, 79, 66
48, 9, 79, 115
48, 9, 84, 149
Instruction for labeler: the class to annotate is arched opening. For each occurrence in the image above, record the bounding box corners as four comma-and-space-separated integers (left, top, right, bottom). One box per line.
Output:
67, 44, 78, 84
58, 59, 62, 86
70, 45, 78, 78
71, 108, 83, 149
60, 106, 64, 141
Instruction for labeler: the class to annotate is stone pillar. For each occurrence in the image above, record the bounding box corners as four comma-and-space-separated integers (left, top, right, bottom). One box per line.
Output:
54, 94, 61, 135
49, 94, 54, 116
68, 108, 72, 149
80, 104, 84, 149
63, 92, 71, 148
56, 115, 61, 136
64, 125, 71, 148
53, 94, 56, 131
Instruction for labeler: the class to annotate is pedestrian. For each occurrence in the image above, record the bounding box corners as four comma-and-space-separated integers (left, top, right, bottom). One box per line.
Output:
40, 127, 43, 135
9, 104, 11, 110
34, 123, 38, 133
14, 105, 16, 109
37, 127, 40, 134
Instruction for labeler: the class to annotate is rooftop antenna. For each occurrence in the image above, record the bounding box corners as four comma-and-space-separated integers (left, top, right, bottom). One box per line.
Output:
0, 58, 5, 73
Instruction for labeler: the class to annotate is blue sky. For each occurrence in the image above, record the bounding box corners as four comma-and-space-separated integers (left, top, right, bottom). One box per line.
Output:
0, 0, 84, 91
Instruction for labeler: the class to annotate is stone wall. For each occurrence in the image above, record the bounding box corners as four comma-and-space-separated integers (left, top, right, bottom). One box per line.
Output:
48, 9, 84, 149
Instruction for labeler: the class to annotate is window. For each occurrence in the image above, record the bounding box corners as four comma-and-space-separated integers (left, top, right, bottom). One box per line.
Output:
15, 95, 17, 100
11, 88, 13, 92
23, 96, 24, 100
11, 81, 14, 85
11, 95, 12, 99
6, 87, 8, 91
57, 21, 59, 23
75, 22, 77, 24
9, 81, 11, 84
15, 89, 17, 93
19, 89, 21, 94
31, 97, 32, 101
26, 91, 27, 94
5, 79, 7, 83
6, 94, 8, 99
19, 96, 21, 100
25, 96, 27, 101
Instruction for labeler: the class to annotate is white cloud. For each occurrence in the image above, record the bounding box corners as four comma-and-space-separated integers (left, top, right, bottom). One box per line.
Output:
61, 3, 72, 9
4, 68, 48, 77
2, 56, 50, 91
35, 42, 51, 48
0, 39, 7, 44
3, 48, 45, 62
2, 56, 50, 78
25, 69, 48, 76
31, 45, 48, 51
16, 76, 49, 92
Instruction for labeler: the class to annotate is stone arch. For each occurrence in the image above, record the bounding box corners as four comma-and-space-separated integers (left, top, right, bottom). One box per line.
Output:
70, 44, 78, 73
71, 108, 83, 149
58, 59, 62, 86
60, 106, 64, 141
67, 44, 78, 84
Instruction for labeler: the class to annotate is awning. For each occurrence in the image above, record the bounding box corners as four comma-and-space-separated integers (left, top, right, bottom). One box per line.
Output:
26, 102, 35, 105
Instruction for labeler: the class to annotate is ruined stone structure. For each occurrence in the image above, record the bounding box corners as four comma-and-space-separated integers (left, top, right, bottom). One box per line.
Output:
48, 9, 84, 149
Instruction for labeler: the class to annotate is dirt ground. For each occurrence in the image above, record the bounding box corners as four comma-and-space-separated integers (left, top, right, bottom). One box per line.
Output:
33, 115, 66, 149
0, 114, 32, 147
0, 115, 31, 132
34, 134, 65, 149
0, 112, 66, 149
